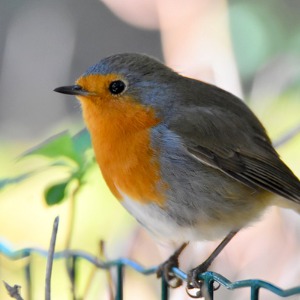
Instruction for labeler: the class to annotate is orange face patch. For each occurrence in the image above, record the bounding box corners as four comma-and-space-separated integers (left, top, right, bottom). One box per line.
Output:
75, 74, 167, 206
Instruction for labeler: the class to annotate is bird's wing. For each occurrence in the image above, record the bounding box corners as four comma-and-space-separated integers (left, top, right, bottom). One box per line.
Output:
167, 96, 300, 202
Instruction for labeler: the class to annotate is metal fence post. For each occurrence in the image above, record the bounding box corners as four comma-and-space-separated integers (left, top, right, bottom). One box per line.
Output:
115, 264, 123, 300
161, 277, 169, 300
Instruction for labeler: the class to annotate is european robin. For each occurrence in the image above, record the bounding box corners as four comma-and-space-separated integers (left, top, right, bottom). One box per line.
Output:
55, 53, 300, 294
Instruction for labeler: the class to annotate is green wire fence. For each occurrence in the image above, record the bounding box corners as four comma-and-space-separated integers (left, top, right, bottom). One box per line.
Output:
1, 217, 300, 300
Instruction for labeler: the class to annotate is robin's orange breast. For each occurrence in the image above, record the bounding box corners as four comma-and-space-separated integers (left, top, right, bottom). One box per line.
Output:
77, 75, 167, 206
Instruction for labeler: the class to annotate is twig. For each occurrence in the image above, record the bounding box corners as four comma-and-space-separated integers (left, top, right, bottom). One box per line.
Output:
274, 122, 300, 148
64, 182, 80, 299
99, 240, 114, 300
3, 281, 24, 300
81, 240, 114, 300
65, 180, 81, 250
45, 216, 59, 300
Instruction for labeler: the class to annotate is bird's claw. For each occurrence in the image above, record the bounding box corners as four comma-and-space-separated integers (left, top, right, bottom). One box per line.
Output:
185, 262, 220, 298
186, 280, 220, 299
186, 280, 204, 298
186, 266, 206, 298
156, 254, 182, 288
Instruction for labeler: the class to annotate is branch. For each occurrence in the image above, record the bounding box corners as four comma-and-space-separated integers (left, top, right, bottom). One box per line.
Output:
45, 216, 59, 300
274, 123, 300, 148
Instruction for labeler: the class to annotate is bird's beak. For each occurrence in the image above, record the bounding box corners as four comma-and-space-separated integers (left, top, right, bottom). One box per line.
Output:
54, 85, 92, 96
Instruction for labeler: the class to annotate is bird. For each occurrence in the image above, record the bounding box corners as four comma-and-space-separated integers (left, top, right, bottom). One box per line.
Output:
54, 53, 300, 296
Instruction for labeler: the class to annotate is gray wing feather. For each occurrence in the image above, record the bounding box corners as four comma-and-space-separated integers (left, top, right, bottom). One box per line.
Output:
167, 83, 300, 202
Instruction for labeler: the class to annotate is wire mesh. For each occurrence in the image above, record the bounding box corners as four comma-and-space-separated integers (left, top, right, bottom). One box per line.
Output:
1, 238, 300, 300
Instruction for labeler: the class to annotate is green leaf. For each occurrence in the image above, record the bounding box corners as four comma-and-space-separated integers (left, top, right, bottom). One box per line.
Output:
72, 129, 91, 156
21, 131, 80, 163
45, 181, 69, 206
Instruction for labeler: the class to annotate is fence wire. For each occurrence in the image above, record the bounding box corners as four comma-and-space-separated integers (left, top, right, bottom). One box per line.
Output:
1, 217, 300, 300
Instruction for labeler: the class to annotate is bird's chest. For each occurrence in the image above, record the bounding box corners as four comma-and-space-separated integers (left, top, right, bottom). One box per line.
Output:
82, 103, 167, 205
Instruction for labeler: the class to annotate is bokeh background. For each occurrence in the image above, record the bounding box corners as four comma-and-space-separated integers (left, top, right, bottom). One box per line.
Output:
0, 0, 300, 299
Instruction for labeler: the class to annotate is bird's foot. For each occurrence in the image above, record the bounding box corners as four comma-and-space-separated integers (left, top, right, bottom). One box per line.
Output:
185, 231, 238, 297
156, 252, 183, 288
186, 262, 220, 298
156, 242, 188, 288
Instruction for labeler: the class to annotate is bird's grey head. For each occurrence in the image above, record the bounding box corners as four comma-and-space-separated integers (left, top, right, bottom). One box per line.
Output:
82, 53, 181, 114
83, 53, 171, 78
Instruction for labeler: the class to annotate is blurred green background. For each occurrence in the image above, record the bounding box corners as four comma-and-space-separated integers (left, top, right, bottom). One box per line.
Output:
0, 0, 299, 299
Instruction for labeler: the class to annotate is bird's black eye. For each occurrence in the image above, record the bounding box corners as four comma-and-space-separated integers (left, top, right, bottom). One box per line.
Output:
109, 80, 126, 95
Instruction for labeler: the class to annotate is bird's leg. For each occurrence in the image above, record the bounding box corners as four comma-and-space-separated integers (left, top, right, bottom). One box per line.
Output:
186, 230, 239, 297
156, 242, 189, 288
